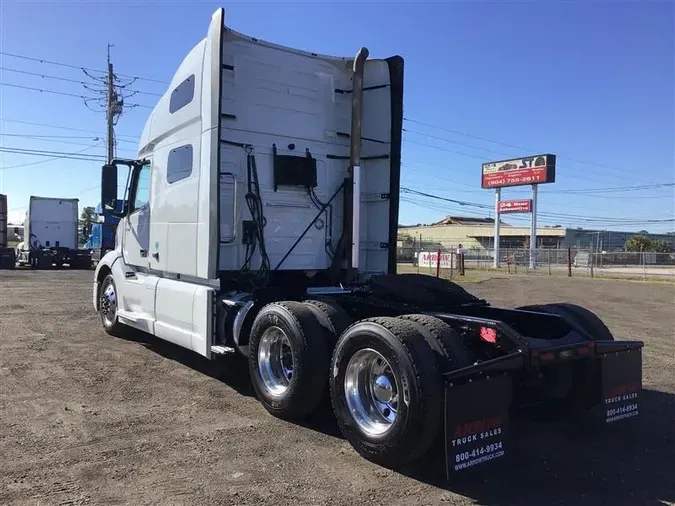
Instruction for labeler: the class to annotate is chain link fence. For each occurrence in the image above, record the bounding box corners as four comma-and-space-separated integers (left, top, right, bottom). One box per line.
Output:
398, 242, 675, 281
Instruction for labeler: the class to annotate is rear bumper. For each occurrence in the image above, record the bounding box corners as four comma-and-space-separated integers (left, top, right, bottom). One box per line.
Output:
442, 339, 643, 479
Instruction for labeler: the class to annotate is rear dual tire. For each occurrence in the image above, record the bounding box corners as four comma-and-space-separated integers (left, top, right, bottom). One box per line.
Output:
248, 302, 474, 467
330, 315, 474, 467
329, 317, 443, 465
516, 302, 614, 416
516, 303, 614, 342
248, 301, 332, 420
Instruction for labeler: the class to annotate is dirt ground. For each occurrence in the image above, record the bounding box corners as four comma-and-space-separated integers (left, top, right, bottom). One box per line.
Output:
1, 270, 674, 506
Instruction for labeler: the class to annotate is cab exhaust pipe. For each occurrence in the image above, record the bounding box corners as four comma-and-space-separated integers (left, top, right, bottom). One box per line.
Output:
349, 47, 368, 271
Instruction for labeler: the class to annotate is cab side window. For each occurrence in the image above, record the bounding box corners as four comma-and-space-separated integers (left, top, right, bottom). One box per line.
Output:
133, 164, 151, 211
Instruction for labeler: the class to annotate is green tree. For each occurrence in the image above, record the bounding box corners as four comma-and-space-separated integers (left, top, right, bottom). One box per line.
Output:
651, 240, 673, 253
79, 206, 96, 245
625, 235, 652, 252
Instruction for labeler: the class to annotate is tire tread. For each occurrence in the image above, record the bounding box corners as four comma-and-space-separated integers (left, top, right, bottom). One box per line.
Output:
249, 301, 330, 420
330, 316, 443, 465
397, 314, 474, 371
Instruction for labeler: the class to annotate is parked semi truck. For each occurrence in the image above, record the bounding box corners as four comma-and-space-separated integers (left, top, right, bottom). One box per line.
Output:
93, 8, 643, 477
84, 202, 124, 263
16, 196, 92, 269
0, 194, 17, 269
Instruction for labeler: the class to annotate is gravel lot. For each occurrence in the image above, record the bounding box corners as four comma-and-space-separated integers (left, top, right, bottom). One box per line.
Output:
1, 270, 673, 506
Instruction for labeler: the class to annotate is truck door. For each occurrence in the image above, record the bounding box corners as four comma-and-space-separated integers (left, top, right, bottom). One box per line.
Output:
122, 163, 152, 268
118, 160, 158, 331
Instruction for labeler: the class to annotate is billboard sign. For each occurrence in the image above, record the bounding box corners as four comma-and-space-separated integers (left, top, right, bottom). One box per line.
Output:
481, 154, 556, 189
498, 199, 532, 214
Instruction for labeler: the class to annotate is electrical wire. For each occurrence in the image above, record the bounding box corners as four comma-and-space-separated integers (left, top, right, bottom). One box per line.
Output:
0, 67, 163, 97
401, 196, 673, 229
400, 186, 673, 224
0, 51, 169, 85
403, 117, 669, 183
240, 151, 270, 289
0, 83, 153, 108
308, 187, 335, 257
0, 144, 105, 170
402, 159, 674, 200
0, 118, 139, 141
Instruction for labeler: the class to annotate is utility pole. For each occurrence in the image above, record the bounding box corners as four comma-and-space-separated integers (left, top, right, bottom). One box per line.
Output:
83, 43, 135, 162
106, 45, 115, 163
105, 44, 124, 163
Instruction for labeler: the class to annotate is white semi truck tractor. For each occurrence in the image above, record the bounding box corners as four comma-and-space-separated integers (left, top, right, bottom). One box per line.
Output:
93, 8, 644, 477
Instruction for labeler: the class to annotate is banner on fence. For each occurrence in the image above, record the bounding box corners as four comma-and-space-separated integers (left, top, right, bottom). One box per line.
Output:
418, 251, 456, 269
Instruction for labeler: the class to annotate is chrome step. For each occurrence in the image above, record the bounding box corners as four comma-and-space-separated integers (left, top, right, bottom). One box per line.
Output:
211, 345, 235, 355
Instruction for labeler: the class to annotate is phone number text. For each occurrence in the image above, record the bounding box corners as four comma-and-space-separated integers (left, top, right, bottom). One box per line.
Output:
454, 442, 503, 464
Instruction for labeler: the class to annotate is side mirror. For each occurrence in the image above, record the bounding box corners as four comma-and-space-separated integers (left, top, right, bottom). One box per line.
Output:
101, 164, 121, 216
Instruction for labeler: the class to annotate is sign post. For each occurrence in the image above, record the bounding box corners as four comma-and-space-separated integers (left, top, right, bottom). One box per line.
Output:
493, 188, 501, 268
530, 184, 538, 269
481, 154, 556, 271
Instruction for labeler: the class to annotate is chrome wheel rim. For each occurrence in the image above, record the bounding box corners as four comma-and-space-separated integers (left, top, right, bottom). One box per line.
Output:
257, 326, 294, 397
344, 348, 399, 436
100, 281, 117, 327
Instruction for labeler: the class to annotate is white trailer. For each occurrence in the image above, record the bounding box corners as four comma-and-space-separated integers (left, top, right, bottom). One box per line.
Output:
17, 196, 91, 269
0, 194, 16, 269
93, 8, 643, 478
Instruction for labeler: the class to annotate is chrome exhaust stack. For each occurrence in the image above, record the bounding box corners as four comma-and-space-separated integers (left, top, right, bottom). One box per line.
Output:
349, 47, 369, 271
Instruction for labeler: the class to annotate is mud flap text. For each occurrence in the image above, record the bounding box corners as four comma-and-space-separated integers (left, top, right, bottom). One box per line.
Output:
444, 374, 512, 479
599, 347, 642, 424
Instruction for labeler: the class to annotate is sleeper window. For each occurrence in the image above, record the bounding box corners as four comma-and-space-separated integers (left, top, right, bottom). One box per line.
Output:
167, 145, 193, 184
169, 75, 195, 114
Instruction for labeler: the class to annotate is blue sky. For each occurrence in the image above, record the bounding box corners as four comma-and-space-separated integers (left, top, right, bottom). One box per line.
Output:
1, 0, 673, 233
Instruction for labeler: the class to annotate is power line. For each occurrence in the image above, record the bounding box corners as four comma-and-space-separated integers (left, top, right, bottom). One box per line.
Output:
0, 118, 139, 141
0, 133, 101, 140
403, 117, 668, 184
0, 82, 153, 108
0, 134, 105, 149
0, 134, 137, 156
403, 137, 618, 186
0, 144, 105, 170
0, 146, 106, 158
404, 128, 517, 158
400, 186, 674, 224
0, 51, 169, 85
554, 183, 675, 194
402, 158, 673, 199
0, 67, 163, 97
403, 127, 658, 185
401, 196, 673, 229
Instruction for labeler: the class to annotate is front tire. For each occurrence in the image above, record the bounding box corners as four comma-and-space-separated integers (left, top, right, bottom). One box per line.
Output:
330, 317, 443, 467
248, 301, 331, 420
99, 274, 125, 336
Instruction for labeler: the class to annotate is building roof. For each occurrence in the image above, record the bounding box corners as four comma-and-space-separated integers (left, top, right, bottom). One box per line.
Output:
432, 216, 496, 226
400, 216, 510, 228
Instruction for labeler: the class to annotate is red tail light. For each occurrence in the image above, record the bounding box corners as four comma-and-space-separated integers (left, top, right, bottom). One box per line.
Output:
479, 326, 497, 343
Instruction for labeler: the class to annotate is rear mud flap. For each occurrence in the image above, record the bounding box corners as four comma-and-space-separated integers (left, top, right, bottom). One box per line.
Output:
596, 346, 642, 424
444, 373, 512, 480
